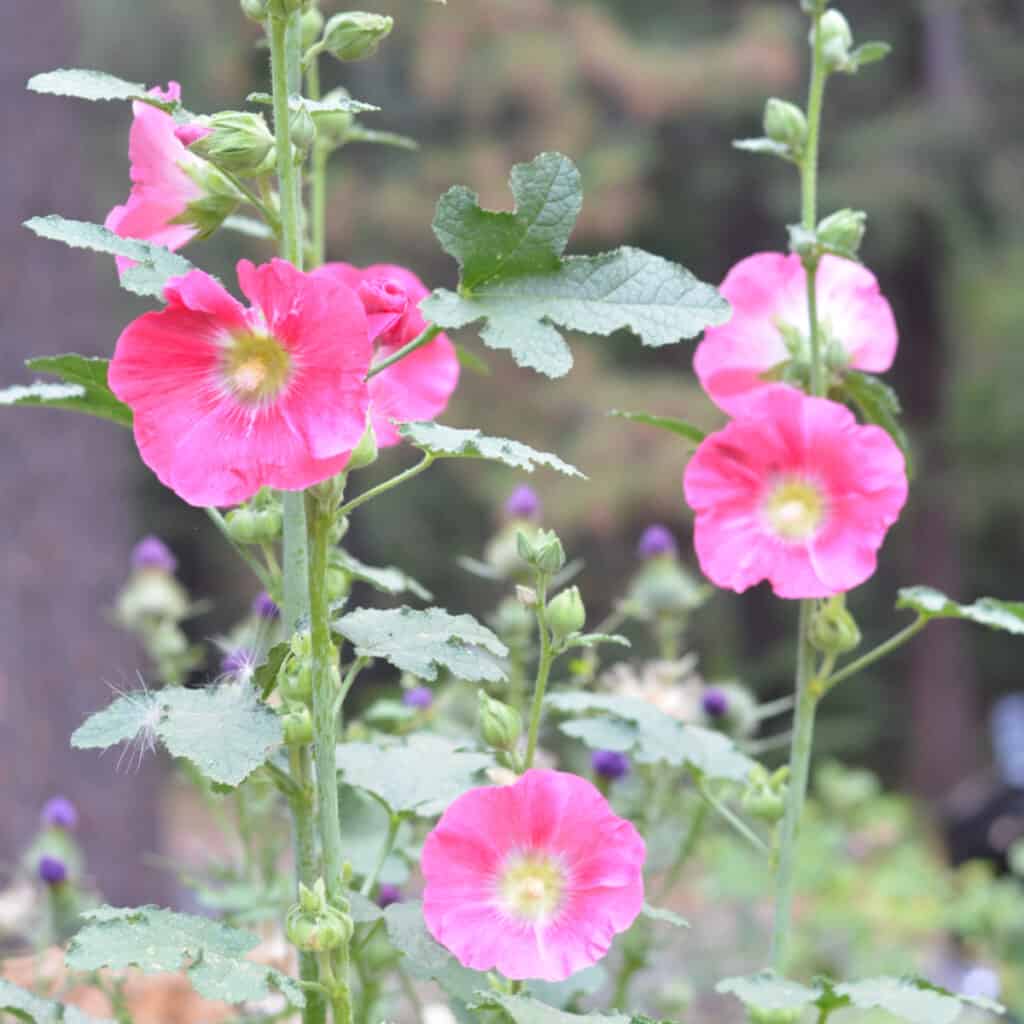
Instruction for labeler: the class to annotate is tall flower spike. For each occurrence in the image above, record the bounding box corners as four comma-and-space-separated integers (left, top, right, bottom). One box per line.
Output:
694, 252, 897, 415
422, 769, 645, 981
109, 259, 373, 507
314, 263, 459, 446
683, 387, 907, 599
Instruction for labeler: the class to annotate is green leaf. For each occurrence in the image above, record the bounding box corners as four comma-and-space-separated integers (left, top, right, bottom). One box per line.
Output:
546, 692, 756, 783
567, 632, 631, 650
610, 410, 706, 445
337, 783, 411, 885
255, 640, 290, 699
842, 370, 913, 476
733, 137, 795, 159
836, 977, 1004, 1023
0, 978, 113, 1024
28, 69, 172, 109
897, 586, 1024, 635
716, 972, 821, 1013
383, 901, 487, 1002
344, 127, 418, 150
399, 422, 583, 478
454, 344, 492, 376
158, 683, 282, 787
851, 41, 892, 68
336, 734, 492, 817
424, 152, 730, 378
223, 215, 275, 240
246, 91, 378, 114
334, 605, 509, 683
71, 691, 162, 751
19, 355, 132, 427
24, 215, 195, 299
526, 967, 609, 1010
66, 905, 304, 1008
470, 993, 630, 1024
336, 551, 432, 601
641, 902, 689, 928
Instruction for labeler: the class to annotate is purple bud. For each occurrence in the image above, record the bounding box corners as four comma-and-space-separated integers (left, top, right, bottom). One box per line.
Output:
504, 485, 541, 521
376, 883, 402, 908
38, 855, 67, 886
131, 536, 178, 574
41, 796, 78, 831
221, 648, 253, 676
402, 686, 434, 710
702, 688, 729, 719
636, 525, 677, 561
252, 591, 280, 620
591, 750, 630, 781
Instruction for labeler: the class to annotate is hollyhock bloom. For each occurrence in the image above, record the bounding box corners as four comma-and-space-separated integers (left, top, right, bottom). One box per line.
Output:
104, 83, 215, 271
314, 263, 459, 446
683, 387, 908, 599
422, 769, 645, 981
636, 524, 677, 560
131, 536, 178, 574
40, 796, 78, 831
694, 253, 898, 415
109, 259, 372, 507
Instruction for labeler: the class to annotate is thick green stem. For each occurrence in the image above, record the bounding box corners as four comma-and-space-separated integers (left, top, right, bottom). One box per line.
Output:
270, 13, 303, 269
524, 589, 555, 770
365, 324, 443, 380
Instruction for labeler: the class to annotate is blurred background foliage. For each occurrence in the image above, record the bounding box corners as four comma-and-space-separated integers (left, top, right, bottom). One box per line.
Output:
4, 0, 1024, 897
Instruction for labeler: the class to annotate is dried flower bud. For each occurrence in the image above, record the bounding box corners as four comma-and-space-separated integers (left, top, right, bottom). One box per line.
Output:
321, 11, 394, 62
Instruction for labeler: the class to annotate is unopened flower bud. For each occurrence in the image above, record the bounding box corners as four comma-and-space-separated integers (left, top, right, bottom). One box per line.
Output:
116, 570, 190, 627
478, 692, 521, 753
289, 103, 317, 155
763, 98, 808, 152
515, 585, 538, 609
301, 7, 325, 49
818, 9, 853, 70
41, 797, 78, 831
376, 883, 402, 908
701, 682, 758, 739
267, 0, 303, 15
309, 88, 356, 144
547, 586, 586, 640
189, 112, 275, 176
225, 504, 282, 545
38, 855, 68, 887
816, 208, 867, 257
347, 419, 378, 471
504, 485, 541, 522
701, 688, 729, 719
402, 686, 434, 710
321, 11, 394, 62
636, 524, 677, 561
131, 536, 178, 574
742, 784, 787, 823
282, 705, 314, 746
287, 881, 353, 952
809, 596, 861, 655
241, 0, 270, 20
519, 529, 565, 574
592, 749, 630, 781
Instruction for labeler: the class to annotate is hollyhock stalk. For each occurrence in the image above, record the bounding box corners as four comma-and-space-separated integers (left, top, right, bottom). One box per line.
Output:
770, 0, 830, 973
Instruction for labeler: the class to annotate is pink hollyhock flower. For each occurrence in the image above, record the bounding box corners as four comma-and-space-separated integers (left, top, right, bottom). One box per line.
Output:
109, 259, 372, 508
314, 263, 459, 446
422, 769, 645, 982
694, 252, 897, 414
104, 83, 219, 271
683, 387, 907, 599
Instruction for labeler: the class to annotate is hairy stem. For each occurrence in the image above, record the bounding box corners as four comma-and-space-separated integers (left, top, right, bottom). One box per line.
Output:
365, 324, 442, 380
524, 586, 555, 770
337, 454, 435, 518
306, 53, 327, 267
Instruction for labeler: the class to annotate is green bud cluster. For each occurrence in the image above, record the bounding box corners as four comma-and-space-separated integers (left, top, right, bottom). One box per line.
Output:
742, 765, 790, 824
816, 208, 867, 258
819, 9, 854, 70
763, 98, 807, 154
286, 879, 353, 952
516, 528, 565, 575
225, 497, 283, 545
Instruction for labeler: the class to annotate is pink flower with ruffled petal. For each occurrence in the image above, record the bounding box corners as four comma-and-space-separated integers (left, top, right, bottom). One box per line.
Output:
109, 259, 372, 508
422, 769, 645, 982
315, 263, 459, 446
683, 387, 908, 599
694, 252, 898, 415
104, 83, 207, 271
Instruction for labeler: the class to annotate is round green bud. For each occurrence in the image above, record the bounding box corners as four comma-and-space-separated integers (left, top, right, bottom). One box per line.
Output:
525, 529, 566, 574
279, 662, 313, 703
547, 586, 586, 640
809, 596, 861, 656
282, 705, 314, 746
321, 11, 394, 62
309, 88, 356, 144
742, 786, 787, 823
224, 506, 259, 545
289, 103, 317, 154
240, 0, 270, 21
819, 9, 853, 69
325, 567, 350, 603
763, 98, 808, 152
478, 692, 522, 753
189, 112, 275, 176
817, 208, 867, 257
301, 7, 325, 49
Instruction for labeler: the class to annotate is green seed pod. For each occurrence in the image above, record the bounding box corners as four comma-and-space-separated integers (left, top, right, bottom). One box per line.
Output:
817, 208, 867, 257
763, 98, 808, 152
189, 112, 275, 176
321, 11, 394, 62
478, 692, 522, 753
547, 586, 586, 640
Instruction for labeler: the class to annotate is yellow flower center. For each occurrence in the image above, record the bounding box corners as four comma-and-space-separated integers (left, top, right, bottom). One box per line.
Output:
499, 852, 566, 923
223, 331, 292, 403
764, 478, 826, 541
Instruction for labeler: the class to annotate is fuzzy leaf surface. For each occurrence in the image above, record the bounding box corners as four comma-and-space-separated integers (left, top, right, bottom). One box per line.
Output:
336, 551, 432, 600
470, 993, 630, 1024
0, 979, 112, 1024
399, 422, 583, 477
897, 587, 1024, 635
28, 69, 170, 108
336, 735, 492, 817
71, 692, 162, 750
334, 605, 508, 683
17, 355, 132, 427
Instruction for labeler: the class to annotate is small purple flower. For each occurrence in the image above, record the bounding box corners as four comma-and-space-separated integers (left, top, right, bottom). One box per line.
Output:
702, 687, 729, 719
591, 749, 631, 781
402, 686, 434, 710
38, 855, 67, 886
252, 591, 280, 620
41, 796, 78, 831
376, 883, 402, 908
131, 535, 178, 574
504, 485, 541, 521
221, 648, 253, 676
637, 525, 677, 560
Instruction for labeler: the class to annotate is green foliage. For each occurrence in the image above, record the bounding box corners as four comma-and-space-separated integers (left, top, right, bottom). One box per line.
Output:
0, 979, 112, 1024
72, 684, 281, 787
398, 422, 584, 477
28, 69, 176, 108
2, 355, 132, 427
24, 216, 195, 299
897, 586, 1024, 635
640, 902, 689, 929
546, 691, 755, 783
842, 371, 913, 475
335, 734, 492, 817
336, 551, 432, 600
337, 783, 410, 884
422, 152, 730, 377
470, 993, 630, 1024
66, 906, 304, 1008
717, 971, 1003, 1023
246, 91, 378, 114
334, 605, 508, 683
610, 409, 707, 445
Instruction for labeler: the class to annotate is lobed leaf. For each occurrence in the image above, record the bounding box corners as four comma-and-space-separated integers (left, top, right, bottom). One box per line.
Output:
336, 551, 432, 601
71, 692, 161, 750
897, 586, 1024, 636
18, 355, 131, 427
399, 422, 583, 478
246, 91, 378, 114
610, 410, 707, 445
336, 734, 492, 817
470, 993, 630, 1024
0, 978, 113, 1024
334, 605, 509, 683
28, 69, 169, 108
